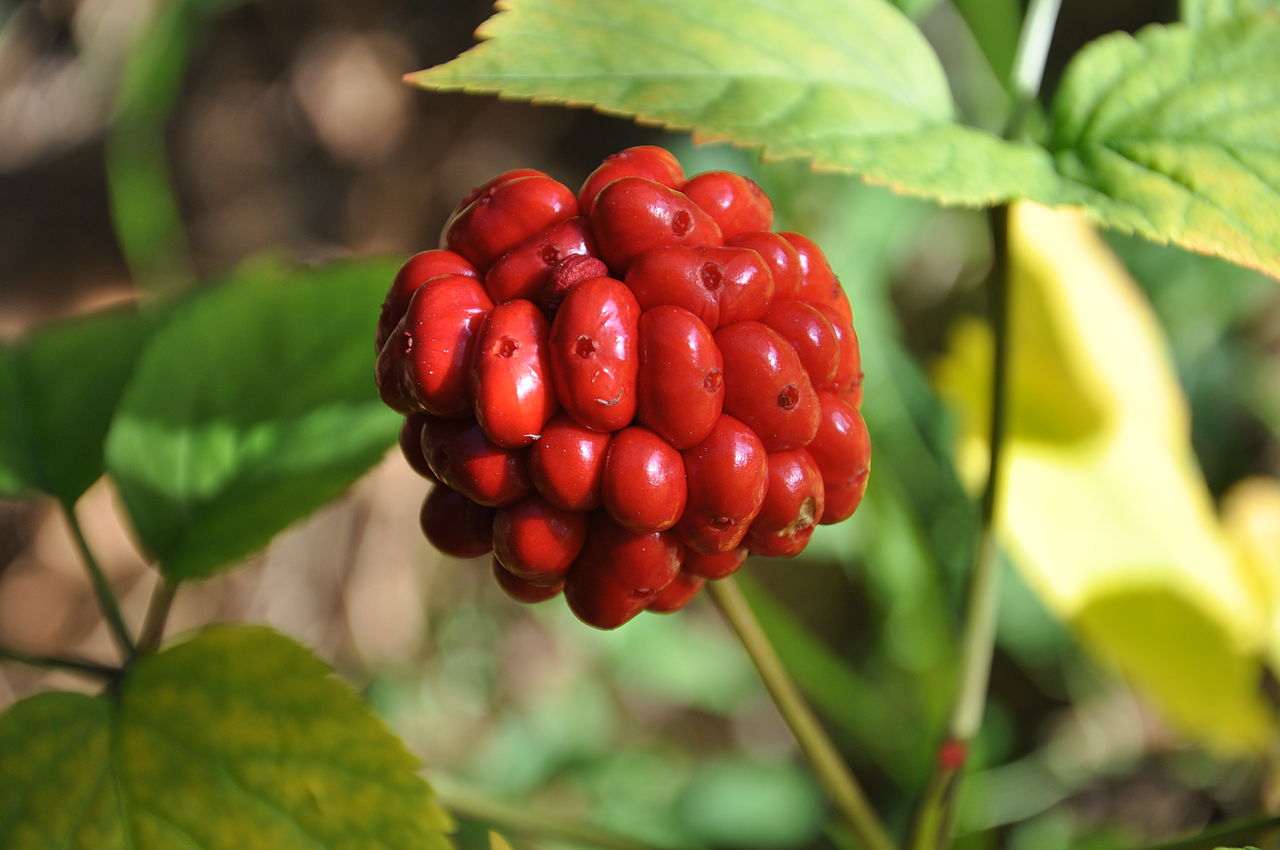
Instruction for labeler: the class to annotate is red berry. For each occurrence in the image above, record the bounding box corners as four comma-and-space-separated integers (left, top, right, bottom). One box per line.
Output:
781, 231, 846, 311
577, 145, 685, 215
821, 475, 868, 525
422, 417, 532, 507
675, 415, 767, 555
444, 175, 578, 269
812, 303, 863, 403
540, 255, 610, 314
484, 217, 596, 303
745, 449, 825, 557
590, 178, 722, 273
624, 245, 773, 329
470, 299, 557, 447
647, 570, 706, 613
492, 495, 588, 585
565, 514, 681, 629
377, 250, 479, 352
420, 486, 494, 558
807, 392, 871, 500
682, 547, 747, 579
681, 171, 773, 239
548, 276, 640, 432
400, 414, 439, 481
602, 426, 687, 533
726, 231, 803, 302
450, 168, 548, 218
491, 557, 564, 603
527, 413, 611, 511
715, 321, 820, 452
760, 300, 841, 391
375, 274, 493, 416
636, 305, 724, 450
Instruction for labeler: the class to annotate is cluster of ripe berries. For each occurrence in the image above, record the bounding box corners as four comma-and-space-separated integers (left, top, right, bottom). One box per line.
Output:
376, 146, 869, 629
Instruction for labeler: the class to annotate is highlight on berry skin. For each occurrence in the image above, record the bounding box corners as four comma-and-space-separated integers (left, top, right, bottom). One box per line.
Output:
375, 146, 868, 629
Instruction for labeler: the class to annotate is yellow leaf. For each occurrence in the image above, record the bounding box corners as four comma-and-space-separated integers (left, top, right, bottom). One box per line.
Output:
489, 830, 516, 850
935, 201, 1273, 753
1223, 477, 1280, 675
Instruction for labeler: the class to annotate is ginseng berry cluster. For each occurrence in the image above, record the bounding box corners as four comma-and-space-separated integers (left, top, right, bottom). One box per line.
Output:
376, 146, 869, 630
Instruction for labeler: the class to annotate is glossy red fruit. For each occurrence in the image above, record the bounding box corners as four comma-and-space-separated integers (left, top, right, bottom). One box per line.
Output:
781, 231, 846, 312
726, 231, 803, 302
636, 305, 724, 449
745, 449, 825, 557
715, 321, 820, 452
807, 391, 871, 503
565, 515, 681, 629
681, 171, 772, 239
602, 426, 687, 533
422, 418, 531, 507
820, 475, 868, 525
527, 413, 612, 511
760, 300, 840, 391
377, 250, 479, 352
376, 274, 493, 416
484, 217, 596, 302
419, 486, 494, 558
577, 145, 685, 215
450, 168, 547, 218
812, 303, 863, 403
682, 547, 747, 580
676, 415, 768, 555
492, 495, 588, 585
540, 255, 610, 314
548, 276, 640, 432
400, 414, 438, 481
590, 178, 722, 274
491, 557, 564, 603
624, 245, 774, 329
444, 175, 578, 270
647, 570, 706, 613
470, 299, 556, 447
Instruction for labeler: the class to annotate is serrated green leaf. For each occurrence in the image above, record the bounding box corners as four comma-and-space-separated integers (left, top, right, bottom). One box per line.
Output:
0, 626, 453, 850
1049, 16, 1280, 278
1182, 0, 1278, 27
0, 308, 152, 505
407, 0, 1062, 207
105, 257, 400, 580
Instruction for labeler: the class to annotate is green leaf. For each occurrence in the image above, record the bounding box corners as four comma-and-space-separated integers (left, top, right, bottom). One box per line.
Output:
1182, 0, 1278, 27
407, 0, 1062, 207
105, 256, 400, 580
0, 308, 152, 505
1049, 16, 1280, 278
0, 625, 453, 850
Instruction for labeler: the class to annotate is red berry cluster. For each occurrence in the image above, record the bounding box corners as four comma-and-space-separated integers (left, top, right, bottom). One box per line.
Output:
376, 146, 869, 629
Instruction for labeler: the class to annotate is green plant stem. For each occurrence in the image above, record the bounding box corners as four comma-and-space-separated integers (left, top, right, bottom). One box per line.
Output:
137, 579, 178, 655
426, 773, 678, 850
1138, 812, 1280, 850
62, 502, 136, 660
0, 644, 122, 680
707, 577, 896, 850
908, 1, 1062, 847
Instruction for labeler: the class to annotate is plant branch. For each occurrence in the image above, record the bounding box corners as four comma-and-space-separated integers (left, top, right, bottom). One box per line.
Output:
62, 501, 136, 660
909, 1, 1062, 847
137, 578, 178, 655
426, 773, 678, 850
0, 643, 122, 680
707, 577, 896, 850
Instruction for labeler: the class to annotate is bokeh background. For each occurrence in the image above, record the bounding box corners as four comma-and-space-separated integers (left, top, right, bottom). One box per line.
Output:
2, 1, 1279, 848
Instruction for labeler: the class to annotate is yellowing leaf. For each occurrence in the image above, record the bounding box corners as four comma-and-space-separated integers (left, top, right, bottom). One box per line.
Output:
935, 202, 1273, 753
1223, 477, 1280, 675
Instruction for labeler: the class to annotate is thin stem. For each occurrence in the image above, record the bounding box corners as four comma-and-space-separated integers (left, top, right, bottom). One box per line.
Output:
426, 773, 677, 850
62, 502, 135, 660
1138, 812, 1280, 850
909, 0, 1062, 845
707, 577, 896, 850
137, 579, 178, 655
0, 644, 122, 680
